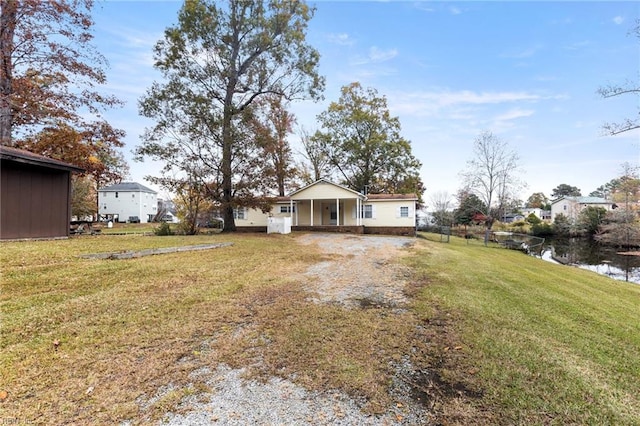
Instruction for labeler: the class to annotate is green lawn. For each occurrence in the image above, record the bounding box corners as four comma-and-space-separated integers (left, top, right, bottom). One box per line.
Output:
409, 233, 640, 425
1, 232, 638, 425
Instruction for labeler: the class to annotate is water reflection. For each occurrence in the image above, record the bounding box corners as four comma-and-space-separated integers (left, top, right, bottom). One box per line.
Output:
541, 238, 640, 284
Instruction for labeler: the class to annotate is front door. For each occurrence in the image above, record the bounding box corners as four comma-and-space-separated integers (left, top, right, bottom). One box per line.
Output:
329, 204, 337, 225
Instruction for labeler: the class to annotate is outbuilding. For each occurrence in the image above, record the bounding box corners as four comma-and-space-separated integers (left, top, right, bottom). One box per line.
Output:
0, 146, 83, 240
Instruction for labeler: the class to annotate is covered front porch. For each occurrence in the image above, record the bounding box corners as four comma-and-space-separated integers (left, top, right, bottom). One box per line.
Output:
286, 179, 366, 229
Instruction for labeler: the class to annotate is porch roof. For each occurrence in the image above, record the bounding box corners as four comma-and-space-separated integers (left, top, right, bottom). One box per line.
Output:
288, 178, 366, 201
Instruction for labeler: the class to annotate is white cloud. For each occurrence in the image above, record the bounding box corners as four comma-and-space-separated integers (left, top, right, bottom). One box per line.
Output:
494, 108, 535, 122
327, 33, 355, 46
349, 46, 398, 66
612, 16, 625, 25
449, 6, 463, 15
368, 46, 398, 62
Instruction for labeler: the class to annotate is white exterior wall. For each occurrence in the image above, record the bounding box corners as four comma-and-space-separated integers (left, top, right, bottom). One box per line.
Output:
99, 191, 158, 223
362, 200, 416, 227
551, 199, 614, 222
236, 199, 416, 228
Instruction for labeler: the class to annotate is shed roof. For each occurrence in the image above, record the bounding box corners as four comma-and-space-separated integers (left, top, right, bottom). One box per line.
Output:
101, 182, 157, 194
0, 145, 84, 172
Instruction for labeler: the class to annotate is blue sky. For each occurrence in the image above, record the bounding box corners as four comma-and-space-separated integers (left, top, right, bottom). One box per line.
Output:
91, 1, 639, 206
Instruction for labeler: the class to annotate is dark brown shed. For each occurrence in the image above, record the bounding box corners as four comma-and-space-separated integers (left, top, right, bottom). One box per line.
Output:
1, 146, 84, 240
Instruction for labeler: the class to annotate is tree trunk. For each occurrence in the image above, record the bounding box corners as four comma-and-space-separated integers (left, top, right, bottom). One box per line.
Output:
0, 0, 17, 146
221, 100, 236, 232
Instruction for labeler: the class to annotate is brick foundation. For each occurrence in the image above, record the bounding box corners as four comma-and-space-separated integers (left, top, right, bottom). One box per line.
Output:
234, 225, 415, 236
363, 226, 416, 236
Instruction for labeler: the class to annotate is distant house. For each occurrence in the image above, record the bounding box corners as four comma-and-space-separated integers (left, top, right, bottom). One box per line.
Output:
521, 207, 552, 221
1, 146, 83, 240
234, 178, 418, 236
551, 196, 616, 222
501, 213, 525, 223
98, 182, 158, 223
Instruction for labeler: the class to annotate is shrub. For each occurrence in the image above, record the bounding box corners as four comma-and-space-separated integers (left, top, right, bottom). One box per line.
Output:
154, 222, 174, 236
531, 222, 555, 237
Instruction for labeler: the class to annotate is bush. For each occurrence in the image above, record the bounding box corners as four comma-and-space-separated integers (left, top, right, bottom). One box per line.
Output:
154, 222, 174, 236
531, 222, 555, 237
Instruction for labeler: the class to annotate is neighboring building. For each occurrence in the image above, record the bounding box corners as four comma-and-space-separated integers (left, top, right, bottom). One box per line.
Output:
550, 196, 616, 222
234, 178, 418, 235
521, 207, 552, 221
501, 213, 525, 223
1, 145, 83, 240
98, 182, 158, 223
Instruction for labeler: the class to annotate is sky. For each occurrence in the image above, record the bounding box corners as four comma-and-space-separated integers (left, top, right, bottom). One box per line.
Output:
90, 0, 640, 207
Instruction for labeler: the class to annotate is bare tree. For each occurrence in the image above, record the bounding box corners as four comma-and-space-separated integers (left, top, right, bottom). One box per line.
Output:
297, 125, 331, 183
599, 20, 639, 136
460, 130, 522, 243
429, 190, 453, 226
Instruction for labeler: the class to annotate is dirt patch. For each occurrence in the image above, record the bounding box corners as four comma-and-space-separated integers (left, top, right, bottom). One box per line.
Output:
80, 243, 232, 259
158, 233, 487, 425
297, 233, 414, 309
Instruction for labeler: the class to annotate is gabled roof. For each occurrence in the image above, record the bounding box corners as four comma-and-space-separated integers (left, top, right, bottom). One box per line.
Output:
288, 178, 366, 199
0, 145, 84, 172
552, 196, 610, 205
101, 182, 157, 194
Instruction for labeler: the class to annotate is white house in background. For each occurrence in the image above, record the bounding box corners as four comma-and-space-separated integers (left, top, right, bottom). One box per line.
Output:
98, 182, 158, 223
550, 196, 616, 222
520, 207, 552, 221
234, 178, 418, 235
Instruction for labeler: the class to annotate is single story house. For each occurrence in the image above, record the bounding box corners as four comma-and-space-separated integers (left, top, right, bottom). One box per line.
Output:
98, 182, 158, 223
1, 145, 83, 240
550, 196, 616, 222
234, 179, 418, 235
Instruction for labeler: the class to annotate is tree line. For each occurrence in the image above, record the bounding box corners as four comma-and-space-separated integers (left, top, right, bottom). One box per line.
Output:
1, 1, 636, 234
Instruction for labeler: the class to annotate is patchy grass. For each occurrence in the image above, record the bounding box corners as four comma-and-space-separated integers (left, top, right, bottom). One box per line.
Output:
2, 232, 639, 425
408, 232, 640, 425
0, 234, 323, 424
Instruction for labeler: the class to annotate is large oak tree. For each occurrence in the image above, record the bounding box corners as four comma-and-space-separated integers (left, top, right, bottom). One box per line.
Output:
315, 82, 424, 198
136, 0, 324, 231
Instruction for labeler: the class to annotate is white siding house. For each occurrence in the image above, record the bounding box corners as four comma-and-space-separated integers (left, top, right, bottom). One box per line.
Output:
234, 179, 418, 235
98, 182, 158, 223
550, 196, 615, 222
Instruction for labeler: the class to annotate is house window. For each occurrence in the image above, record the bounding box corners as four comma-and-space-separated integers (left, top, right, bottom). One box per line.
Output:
233, 208, 246, 220
102, 192, 106, 197
362, 204, 373, 219
400, 206, 409, 218
132, 194, 135, 198
280, 205, 296, 213
115, 192, 119, 198
563, 205, 567, 210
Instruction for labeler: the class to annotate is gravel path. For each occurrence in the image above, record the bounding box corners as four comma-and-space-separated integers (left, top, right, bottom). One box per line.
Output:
159, 234, 427, 426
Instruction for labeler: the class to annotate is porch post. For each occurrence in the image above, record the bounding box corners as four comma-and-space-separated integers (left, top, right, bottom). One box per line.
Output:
336, 198, 340, 226
310, 199, 314, 226
356, 197, 360, 226
290, 199, 294, 224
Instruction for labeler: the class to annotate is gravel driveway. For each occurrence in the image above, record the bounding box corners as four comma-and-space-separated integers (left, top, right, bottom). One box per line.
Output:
159, 233, 428, 426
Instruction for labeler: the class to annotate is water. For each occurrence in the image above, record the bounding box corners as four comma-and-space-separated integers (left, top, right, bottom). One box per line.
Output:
540, 238, 640, 284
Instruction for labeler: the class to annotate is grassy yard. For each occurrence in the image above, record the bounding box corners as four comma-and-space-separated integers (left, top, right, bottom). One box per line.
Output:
409, 233, 640, 425
1, 232, 639, 425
